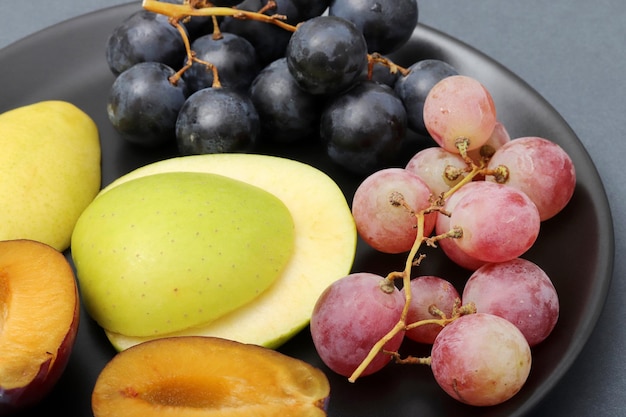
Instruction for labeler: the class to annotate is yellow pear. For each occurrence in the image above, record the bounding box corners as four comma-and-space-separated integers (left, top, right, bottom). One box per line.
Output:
0, 101, 101, 251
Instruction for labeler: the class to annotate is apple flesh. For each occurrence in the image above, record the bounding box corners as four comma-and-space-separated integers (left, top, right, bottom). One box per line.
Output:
72, 171, 296, 338
92, 336, 330, 417
78, 153, 357, 350
0, 239, 80, 414
0, 101, 101, 251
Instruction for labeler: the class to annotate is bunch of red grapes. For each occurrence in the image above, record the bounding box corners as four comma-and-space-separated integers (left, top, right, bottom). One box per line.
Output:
310, 74, 576, 407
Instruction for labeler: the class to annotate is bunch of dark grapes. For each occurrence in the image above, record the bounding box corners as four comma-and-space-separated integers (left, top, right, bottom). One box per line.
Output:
105, 0, 433, 175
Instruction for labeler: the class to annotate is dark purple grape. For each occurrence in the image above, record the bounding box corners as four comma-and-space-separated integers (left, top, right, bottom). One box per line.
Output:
219, 0, 294, 66
182, 32, 260, 93
394, 59, 459, 135
219, 0, 330, 67
289, 0, 332, 20
250, 58, 322, 143
105, 10, 186, 76
107, 62, 189, 147
176, 88, 260, 155
321, 81, 407, 175
286, 15, 368, 95
329, 0, 418, 54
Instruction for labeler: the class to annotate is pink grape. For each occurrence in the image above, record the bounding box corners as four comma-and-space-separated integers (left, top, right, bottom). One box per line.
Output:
405, 146, 468, 197
423, 75, 497, 154
467, 120, 511, 164
435, 182, 488, 270
462, 258, 559, 346
486, 136, 576, 221
449, 181, 540, 263
310, 273, 405, 377
437, 232, 487, 271
401, 275, 460, 344
352, 168, 436, 254
430, 313, 532, 406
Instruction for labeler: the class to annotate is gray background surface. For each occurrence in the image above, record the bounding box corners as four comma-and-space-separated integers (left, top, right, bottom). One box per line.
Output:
1, 1, 624, 416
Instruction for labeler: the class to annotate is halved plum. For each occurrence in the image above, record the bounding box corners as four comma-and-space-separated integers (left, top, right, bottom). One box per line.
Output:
92, 336, 330, 416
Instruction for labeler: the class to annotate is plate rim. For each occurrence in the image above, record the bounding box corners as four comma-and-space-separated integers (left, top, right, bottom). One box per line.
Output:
0, 3, 615, 417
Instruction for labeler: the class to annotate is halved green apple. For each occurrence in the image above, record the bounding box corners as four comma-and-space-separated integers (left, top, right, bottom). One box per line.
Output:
72, 153, 357, 350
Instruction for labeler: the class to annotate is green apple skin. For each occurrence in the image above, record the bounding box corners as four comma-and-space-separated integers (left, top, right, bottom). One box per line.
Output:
0, 100, 101, 251
99, 153, 357, 350
71, 171, 295, 338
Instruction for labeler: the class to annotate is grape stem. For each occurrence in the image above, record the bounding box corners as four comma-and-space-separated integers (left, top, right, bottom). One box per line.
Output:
368, 53, 410, 77
348, 176, 482, 383
167, 18, 222, 87
441, 160, 489, 201
142, 0, 410, 83
142, 0, 298, 32
348, 208, 428, 383
486, 164, 510, 183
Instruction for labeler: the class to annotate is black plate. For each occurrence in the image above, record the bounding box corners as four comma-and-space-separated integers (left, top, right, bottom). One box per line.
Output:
0, 3, 614, 417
